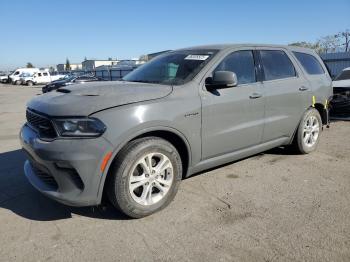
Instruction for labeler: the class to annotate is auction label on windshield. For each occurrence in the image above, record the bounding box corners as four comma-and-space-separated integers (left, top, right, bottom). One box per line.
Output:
185, 55, 209, 60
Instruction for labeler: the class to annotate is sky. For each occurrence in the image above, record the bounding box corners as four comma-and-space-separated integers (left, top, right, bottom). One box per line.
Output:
0, 0, 349, 70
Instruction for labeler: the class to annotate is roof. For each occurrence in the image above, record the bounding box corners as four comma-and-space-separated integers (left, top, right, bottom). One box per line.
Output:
176, 43, 315, 53
147, 50, 171, 56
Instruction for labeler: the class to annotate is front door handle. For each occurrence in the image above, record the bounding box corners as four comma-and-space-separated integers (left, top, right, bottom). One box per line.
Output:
299, 86, 309, 91
249, 93, 262, 99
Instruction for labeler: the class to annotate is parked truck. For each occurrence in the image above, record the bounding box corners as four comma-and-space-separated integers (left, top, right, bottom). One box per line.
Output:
21, 71, 66, 86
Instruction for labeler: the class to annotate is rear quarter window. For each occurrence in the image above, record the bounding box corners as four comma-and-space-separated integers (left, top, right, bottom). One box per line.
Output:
293, 52, 325, 75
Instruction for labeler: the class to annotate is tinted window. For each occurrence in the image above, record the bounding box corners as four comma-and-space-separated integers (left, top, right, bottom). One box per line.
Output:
260, 50, 296, 81
37, 73, 42, 77
215, 51, 256, 84
334, 70, 350, 81
43, 72, 48, 76
293, 52, 324, 75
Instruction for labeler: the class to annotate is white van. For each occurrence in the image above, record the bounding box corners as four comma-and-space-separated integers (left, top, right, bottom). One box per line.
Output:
9, 68, 40, 85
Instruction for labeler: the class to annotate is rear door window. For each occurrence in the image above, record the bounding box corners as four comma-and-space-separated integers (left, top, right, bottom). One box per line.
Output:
259, 50, 296, 81
293, 52, 325, 75
214, 50, 256, 85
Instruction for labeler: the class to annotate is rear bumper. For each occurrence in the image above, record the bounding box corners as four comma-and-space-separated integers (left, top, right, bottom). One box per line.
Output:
20, 124, 114, 206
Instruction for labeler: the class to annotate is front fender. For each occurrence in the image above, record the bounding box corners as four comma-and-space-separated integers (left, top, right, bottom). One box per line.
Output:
91, 97, 202, 203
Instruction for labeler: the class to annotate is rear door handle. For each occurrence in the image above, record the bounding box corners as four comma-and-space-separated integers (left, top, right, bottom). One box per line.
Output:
249, 93, 262, 99
299, 86, 309, 91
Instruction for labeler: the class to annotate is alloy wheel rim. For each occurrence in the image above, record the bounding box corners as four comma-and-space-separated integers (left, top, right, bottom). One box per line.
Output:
129, 152, 174, 206
303, 115, 320, 147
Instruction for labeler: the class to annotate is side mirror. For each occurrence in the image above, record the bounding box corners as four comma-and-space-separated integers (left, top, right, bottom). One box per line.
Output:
205, 71, 238, 89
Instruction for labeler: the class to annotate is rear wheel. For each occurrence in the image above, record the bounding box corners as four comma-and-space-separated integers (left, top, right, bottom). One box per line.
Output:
14, 80, 21, 85
293, 108, 322, 154
26, 81, 33, 86
107, 137, 182, 218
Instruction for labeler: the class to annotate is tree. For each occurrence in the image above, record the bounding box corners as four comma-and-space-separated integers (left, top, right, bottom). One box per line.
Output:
316, 35, 340, 53
108, 57, 113, 61
289, 29, 350, 54
139, 54, 148, 62
289, 41, 315, 48
336, 29, 350, 52
49, 66, 55, 72
65, 58, 71, 71
288, 42, 323, 54
26, 62, 34, 68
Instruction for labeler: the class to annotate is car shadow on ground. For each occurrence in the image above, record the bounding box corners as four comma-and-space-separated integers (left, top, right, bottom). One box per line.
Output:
0, 149, 129, 221
0, 146, 296, 222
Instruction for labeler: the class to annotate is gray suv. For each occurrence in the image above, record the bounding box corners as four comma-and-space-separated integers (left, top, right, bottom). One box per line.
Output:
20, 44, 332, 218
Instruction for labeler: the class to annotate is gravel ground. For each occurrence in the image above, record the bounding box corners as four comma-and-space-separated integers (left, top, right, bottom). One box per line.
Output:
0, 84, 349, 262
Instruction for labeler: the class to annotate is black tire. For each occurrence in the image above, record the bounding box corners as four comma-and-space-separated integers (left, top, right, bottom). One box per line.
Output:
15, 80, 21, 85
293, 108, 322, 154
107, 137, 182, 218
27, 81, 33, 86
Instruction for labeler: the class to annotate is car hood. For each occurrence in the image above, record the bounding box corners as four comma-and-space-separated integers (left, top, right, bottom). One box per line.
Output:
27, 81, 173, 116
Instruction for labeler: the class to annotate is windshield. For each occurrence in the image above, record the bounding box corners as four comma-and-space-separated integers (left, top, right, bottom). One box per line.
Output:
335, 70, 350, 81
123, 49, 218, 85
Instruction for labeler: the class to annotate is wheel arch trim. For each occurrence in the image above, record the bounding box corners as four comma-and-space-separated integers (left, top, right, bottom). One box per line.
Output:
96, 125, 192, 203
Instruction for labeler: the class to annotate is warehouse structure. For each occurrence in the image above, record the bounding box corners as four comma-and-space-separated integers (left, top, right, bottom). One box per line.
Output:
82, 59, 119, 71
320, 52, 350, 78
56, 63, 82, 72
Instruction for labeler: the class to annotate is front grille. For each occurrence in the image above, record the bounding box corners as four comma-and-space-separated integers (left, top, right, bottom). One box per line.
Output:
26, 109, 57, 139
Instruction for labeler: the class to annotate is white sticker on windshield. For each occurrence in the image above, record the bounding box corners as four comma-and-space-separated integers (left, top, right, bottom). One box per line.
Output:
185, 55, 209, 61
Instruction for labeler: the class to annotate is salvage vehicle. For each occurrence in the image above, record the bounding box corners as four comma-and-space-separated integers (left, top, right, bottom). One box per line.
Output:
330, 67, 350, 117
20, 44, 332, 218
0, 72, 9, 83
42, 75, 101, 93
9, 68, 40, 85
21, 71, 65, 86
332, 67, 350, 93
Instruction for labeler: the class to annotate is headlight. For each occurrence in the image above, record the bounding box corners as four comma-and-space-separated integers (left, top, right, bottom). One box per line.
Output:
52, 118, 106, 137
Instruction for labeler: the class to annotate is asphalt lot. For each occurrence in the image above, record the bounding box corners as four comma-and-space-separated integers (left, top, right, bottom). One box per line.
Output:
0, 83, 349, 262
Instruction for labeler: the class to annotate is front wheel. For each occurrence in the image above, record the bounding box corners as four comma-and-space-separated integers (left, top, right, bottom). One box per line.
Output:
107, 137, 182, 218
293, 108, 322, 154
26, 81, 33, 86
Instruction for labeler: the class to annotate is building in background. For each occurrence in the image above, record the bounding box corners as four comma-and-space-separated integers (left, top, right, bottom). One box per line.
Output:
56, 63, 82, 72
82, 59, 119, 71
321, 52, 350, 78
